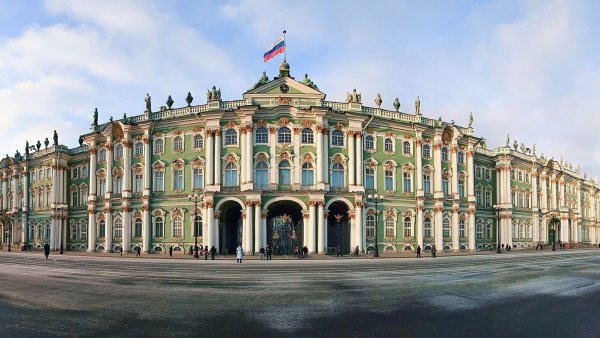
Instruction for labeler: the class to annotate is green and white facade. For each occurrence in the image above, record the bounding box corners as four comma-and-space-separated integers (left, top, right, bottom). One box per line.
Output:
1, 62, 599, 254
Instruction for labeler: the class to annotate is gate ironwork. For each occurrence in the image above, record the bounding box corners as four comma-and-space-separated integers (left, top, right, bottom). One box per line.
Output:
267, 214, 303, 255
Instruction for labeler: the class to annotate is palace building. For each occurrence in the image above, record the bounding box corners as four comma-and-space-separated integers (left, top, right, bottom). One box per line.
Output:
1, 61, 599, 255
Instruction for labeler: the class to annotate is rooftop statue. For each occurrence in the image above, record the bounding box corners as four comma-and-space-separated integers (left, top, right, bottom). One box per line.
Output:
79, 135, 84, 147
393, 98, 400, 112
145, 93, 152, 112
301, 74, 319, 90
186, 92, 194, 106
345, 89, 361, 103
53, 130, 58, 146
166, 95, 174, 109
44, 138, 49, 149
25, 141, 29, 155
520, 143, 525, 153
506, 133, 510, 147
415, 96, 421, 114
36, 140, 41, 151
513, 140, 518, 150
468, 112, 473, 128
93, 108, 98, 126
207, 86, 221, 100
375, 94, 382, 108
533, 143, 536, 156
250, 71, 269, 90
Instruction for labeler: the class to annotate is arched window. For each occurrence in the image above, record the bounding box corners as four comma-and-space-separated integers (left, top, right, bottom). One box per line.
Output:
485, 189, 492, 206
173, 136, 183, 152
70, 220, 77, 240
278, 127, 291, 143
486, 221, 493, 239
153, 139, 164, 154
423, 173, 431, 194
403, 217, 412, 237
255, 162, 268, 188
424, 218, 432, 237
114, 218, 123, 238
512, 222, 518, 239
278, 160, 291, 185
172, 216, 183, 237
476, 186, 482, 205
403, 141, 411, 155
422, 144, 431, 158
81, 165, 89, 178
331, 163, 345, 188
134, 142, 144, 157
98, 148, 107, 162
526, 223, 532, 239
301, 128, 313, 144
255, 127, 268, 144
134, 218, 142, 237
457, 151, 465, 165
331, 130, 344, 146
443, 218, 450, 237
441, 147, 449, 162
154, 217, 164, 237
365, 135, 375, 150
459, 219, 466, 238
193, 134, 204, 149
385, 217, 395, 237
225, 129, 237, 145
115, 144, 123, 160
476, 221, 483, 239
71, 189, 78, 207
301, 162, 314, 186
193, 216, 202, 237
80, 221, 87, 240
98, 220, 106, 238
365, 167, 375, 190
384, 138, 393, 152
366, 214, 375, 237
224, 162, 238, 187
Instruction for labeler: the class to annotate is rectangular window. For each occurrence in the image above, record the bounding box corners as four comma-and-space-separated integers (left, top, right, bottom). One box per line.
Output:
71, 191, 78, 207
173, 170, 183, 190
385, 170, 394, 191
485, 168, 491, 180
80, 188, 88, 205
423, 175, 431, 194
99, 179, 106, 196
458, 179, 465, 198
71, 168, 78, 179
154, 171, 164, 191
134, 174, 143, 193
365, 168, 375, 190
475, 167, 481, 179
485, 190, 492, 206
193, 168, 203, 190
442, 177, 449, 196
403, 172, 411, 193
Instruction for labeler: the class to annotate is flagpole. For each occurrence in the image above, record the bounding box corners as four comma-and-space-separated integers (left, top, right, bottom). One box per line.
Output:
283, 29, 286, 62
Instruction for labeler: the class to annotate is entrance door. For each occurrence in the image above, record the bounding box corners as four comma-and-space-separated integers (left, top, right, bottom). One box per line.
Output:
267, 214, 303, 255
548, 229, 556, 243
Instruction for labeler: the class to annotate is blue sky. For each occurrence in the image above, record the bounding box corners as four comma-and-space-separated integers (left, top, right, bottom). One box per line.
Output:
0, 0, 599, 180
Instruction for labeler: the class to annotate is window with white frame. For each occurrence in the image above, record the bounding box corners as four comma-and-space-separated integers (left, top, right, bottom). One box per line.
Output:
71, 168, 78, 179
458, 151, 465, 165
278, 127, 291, 144
403, 217, 412, 237
278, 160, 291, 185
81, 165, 88, 178
154, 217, 164, 237
172, 216, 183, 237
70, 220, 77, 240
365, 167, 375, 190
422, 144, 431, 158
255, 127, 268, 144
486, 168, 492, 180
476, 186, 482, 205
459, 219, 466, 238
115, 144, 123, 160
154, 170, 164, 191
80, 186, 87, 205
134, 173, 143, 193
71, 189, 78, 207
424, 218, 432, 237
154, 138, 164, 154
486, 220, 493, 239
99, 177, 106, 196
366, 214, 375, 237
134, 142, 143, 157
225, 129, 237, 145
403, 172, 411, 193
423, 173, 431, 194
173, 169, 183, 190
193, 216, 202, 237
475, 166, 481, 179
442, 175, 449, 196
476, 220, 483, 239
114, 175, 123, 194
384, 138, 393, 152
134, 218, 142, 237
301, 162, 314, 186
173, 136, 183, 152
441, 147, 449, 162
331, 163, 345, 188
365, 135, 375, 150
402, 141, 411, 155
193, 134, 204, 149
385, 169, 394, 191
385, 216, 395, 237
80, 221, 87, 240
331, 130, 344, 146
114, 218, 123, 238
485, 189, 492, 206
192, 168, 203, 190
224, 162, 238, 187
301, 128, 313, 144
255, 162, 268, 188
99, 148, 106, 162
458, 176, 465, 198
443, 218, 450, 237
525, 192, 530, 208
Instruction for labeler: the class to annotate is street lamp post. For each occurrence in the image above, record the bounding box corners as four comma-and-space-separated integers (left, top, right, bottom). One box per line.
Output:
493, 205, 501, 253
59, 203, 67, 254
367, 193, 383, 257
188, 193, 201, 258
6, 230, 11, 252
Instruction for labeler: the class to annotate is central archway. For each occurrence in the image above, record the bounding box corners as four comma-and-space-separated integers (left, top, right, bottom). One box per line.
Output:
548, 217, 560, 244
218, 201, 243, 254
327, 201, 350, 254
266, 200, 304, 256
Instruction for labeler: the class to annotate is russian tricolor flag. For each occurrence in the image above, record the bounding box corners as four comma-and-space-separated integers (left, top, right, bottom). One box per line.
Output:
263, 37, 285, 62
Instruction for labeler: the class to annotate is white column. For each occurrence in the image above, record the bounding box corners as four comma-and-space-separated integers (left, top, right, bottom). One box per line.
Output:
143, 136, 151, 195
88, 211, 96, 252
416, 206, 424, 250
356, 132, 363, 187
206, 202, 214, 249
541, 217, 547, 242
541, 171, 548, 210
89, 148, 97, 200
122, 207, 131, 252
206, 131, 214, 186
450, 143, 458, 198
240, 128, 246, 185
105, 210, 112, 251
316, 201, 324, 254
416, 135, 423, 195
468, 210, 475, 250
559, 177, 566, 209
309, 201, 317, 252
1, 178, 7, 210
123, 138, 132, 198
467, 145, 475, 202
261, 212, 267, 250
316, 126, 324, 185
348, 131, 355, 186
105, 144, 113, 197
551, 173, 557, 210
213, 215, 219, 252
451, 207, 459, 251
323, 128, 329, 187
214, 129, 221, 188
142, 207, 150, 253
355, 202, 363, 252
435, 205, 443, 249
244, 202, 252, 254
293, 128, 300, 188
254, 201, 261, 252
433, 133, 443, 199
247, 126, 254, 188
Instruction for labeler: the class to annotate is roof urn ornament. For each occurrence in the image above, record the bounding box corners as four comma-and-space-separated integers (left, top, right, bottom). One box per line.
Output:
520, 143, 525, 153
532, 143, 536, 156
393, 97, 400, 112
345, 89, 361, 103
513, 140, 518, 150
25, 141, 29, 155
166, 95, 174, 109
145, 93, 152, 112
415, 96, 421, 114
207, 86, 221, 101
468, 112, 473, 128
375, 94, 382, 108
185, 92, 194, 106
53, 130, 58, 146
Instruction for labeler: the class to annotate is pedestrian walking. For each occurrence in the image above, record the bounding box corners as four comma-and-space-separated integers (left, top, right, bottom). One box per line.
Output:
169, 245, 173, 257
336, 245, 343, 258
260, 246, 265, 261
204, 246, 209, 260
416, 245, 421, 258
303, 245, 308, 259
43, 243, 50, 260
431, 244, 437, 258
236, 244, 243, 263
188, 245, 193, 256
266, 245, 272, 261
119, 246, 123, 256
135, 246, 141, 257
210, 246, 216, 260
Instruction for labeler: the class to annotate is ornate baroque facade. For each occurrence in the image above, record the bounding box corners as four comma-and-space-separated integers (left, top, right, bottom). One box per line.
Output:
1, 62, 599, 254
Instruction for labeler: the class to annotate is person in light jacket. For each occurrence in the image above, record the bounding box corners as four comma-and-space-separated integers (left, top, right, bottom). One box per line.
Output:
236, 244, 243, 263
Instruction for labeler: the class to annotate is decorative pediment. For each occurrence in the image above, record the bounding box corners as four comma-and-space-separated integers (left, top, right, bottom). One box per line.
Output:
279, 117, 290, 125
255, 152, 269, 162
153, 160, 165, 171
243, 76, 326, 101
171, 208, 184, 218
171, 159, 185, 170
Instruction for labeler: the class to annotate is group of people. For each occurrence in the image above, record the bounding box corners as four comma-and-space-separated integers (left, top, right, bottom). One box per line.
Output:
414, 244, 435, 258
296, 245, 309, 259
258, 245, 273, 261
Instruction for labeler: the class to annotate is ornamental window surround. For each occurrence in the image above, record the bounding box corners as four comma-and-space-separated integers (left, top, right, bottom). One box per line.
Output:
115, 144, 123, 160
485, 187, 492, 206
172, 216, 183, 238
81, 165, 88, 178
278, 127, 292, 144
459, 218, 466, 238
475, 166, 481, 179
134, 142, 144, 157
134, 218, 142, 237
70, 187, 78, 207
476, 219, 483, 239
114, 217, 123, 238
192, 167, 203, 190
80, 185, 88, 205
365, 166, 376, 190
385, 216, 395, 237
441, 147, 449, 162
98, 148, 107, 162
331, 162, 345, 189
173, 136, 183, 152
255, 161, 269, 189
301, 128, 314, 144
225, 129, 238, 146
365, 135, 375, 151
422, 144, 431, 159
385, 169, 394, 192
442, 175, 449, 196
424, 217, 432, 237
278, 160, 291, 185
193, 134, 204, 150
331, 130, 344, 147
70, 219, 77, 240
423, 173, 432, 195
457, 151, 465, 165
224, 162, 239, 187
458, 175, 466, 198
366, 214, 375, 237
403, 172, 411, 193
255, 127, 268, 144
301, 161, 314, 187
486, 220, 493, 238
153, 138, 164, 155
384, 138, 394, 153
402, 141, 411, 156
485, 167, 492, 180
443, 217, 451, 237
79, 220, 87, 240
403, 217, 412, 238
71, 167, 78, 179
154, 217, 164, 237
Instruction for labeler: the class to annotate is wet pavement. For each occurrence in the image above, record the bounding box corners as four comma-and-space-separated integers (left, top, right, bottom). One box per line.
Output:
1, 250, 600, 337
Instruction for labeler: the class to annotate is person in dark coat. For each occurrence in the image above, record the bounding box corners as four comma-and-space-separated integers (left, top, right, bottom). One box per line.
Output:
266, 245, 272, 261
303, 245, 308, 259
136, 246, 141, 257
336, 245, 343, 257
43, 243, 50, 260
431, 244, 437, 258
119, 246, 123, 256
169, 245, 173, 257
210, 246, 216, 260
416, 245, 421, 258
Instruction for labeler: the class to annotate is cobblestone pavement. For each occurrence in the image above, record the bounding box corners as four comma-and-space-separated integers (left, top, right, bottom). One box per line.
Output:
1, 250, 600, 337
